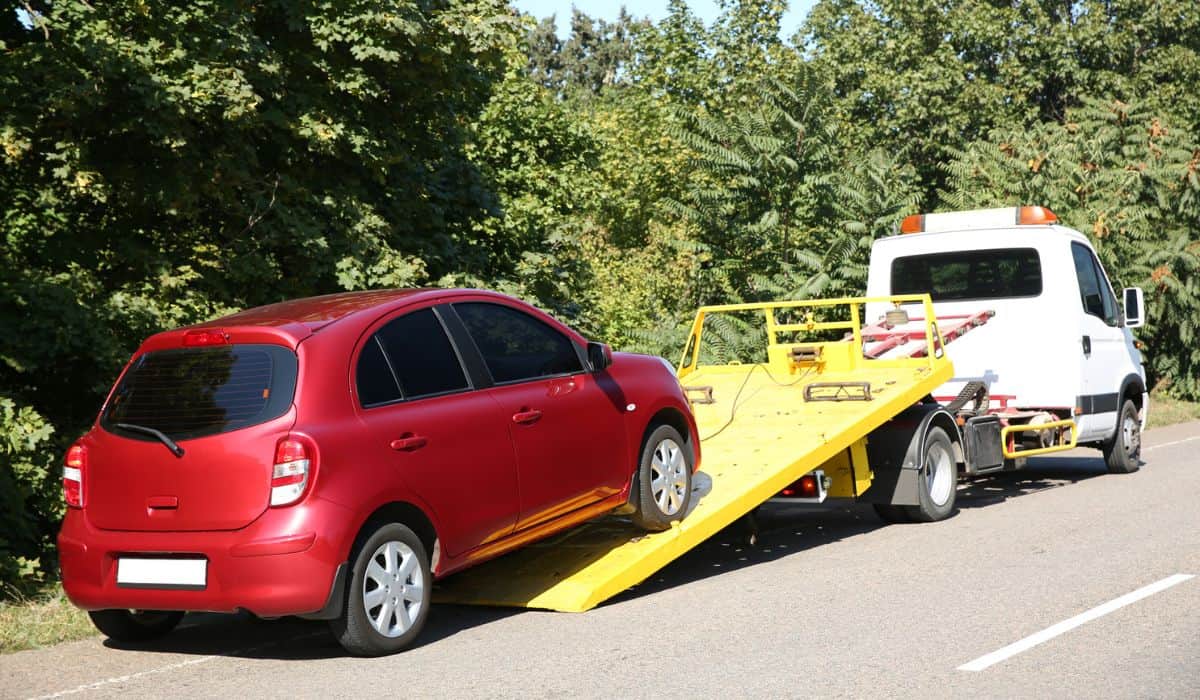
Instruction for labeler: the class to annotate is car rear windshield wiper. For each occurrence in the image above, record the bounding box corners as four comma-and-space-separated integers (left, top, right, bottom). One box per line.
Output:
114, 422, 186, 458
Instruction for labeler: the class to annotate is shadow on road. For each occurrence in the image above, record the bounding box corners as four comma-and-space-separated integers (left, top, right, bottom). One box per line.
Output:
104, 452, 1112, 659
101, 602, 522, 660
956, 454, 1109, 509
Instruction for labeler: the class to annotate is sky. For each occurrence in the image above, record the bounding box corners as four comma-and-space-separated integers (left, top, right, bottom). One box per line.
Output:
513, 1, 817, 39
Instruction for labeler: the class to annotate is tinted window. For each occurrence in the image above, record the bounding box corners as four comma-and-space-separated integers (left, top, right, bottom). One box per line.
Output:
374, 308, 469, 400
356, 337, 401, 406
1072, 243, 1119, 325
455, 302, 582, 383
892, 248, 1042, 301
101, 344, 297, 441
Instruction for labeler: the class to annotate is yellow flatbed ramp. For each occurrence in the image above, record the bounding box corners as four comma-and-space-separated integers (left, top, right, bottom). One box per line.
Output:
435, 296, 954, 613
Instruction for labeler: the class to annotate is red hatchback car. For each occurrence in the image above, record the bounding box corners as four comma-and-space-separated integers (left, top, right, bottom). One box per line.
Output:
59, 289, 699, 655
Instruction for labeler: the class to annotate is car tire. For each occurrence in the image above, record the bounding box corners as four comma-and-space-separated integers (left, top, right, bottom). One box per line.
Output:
330, 522, 431, 657
630, 425, 694, 532
88, 609, 184, 643
1103, 399, 1142, 474
904, 426, 958, 522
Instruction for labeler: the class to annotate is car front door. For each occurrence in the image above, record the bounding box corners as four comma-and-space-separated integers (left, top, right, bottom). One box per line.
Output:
1070, 242, 1129, 441
449, 301, 629, 531
353, 305, 519, 558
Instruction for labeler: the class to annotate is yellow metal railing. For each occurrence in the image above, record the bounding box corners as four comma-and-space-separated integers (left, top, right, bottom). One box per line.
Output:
1000, 419, 1078, 458
677, 295, 945, 378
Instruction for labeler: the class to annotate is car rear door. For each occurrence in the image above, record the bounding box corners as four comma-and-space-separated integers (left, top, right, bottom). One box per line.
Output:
448, 301, 629, 531
353, 305, 520, 558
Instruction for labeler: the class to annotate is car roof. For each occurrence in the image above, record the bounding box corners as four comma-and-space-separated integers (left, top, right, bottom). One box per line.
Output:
141, 287, 550, 353
195, 288, 441, 332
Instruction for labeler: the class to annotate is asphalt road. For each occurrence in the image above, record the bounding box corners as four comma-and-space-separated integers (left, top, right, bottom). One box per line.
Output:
5, 421, 1199, 699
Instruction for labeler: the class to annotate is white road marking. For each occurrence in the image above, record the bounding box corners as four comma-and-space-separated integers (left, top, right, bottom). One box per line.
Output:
958, 573, 1195, 672
27, 631, 327, 699
1144, 435, 1200, 452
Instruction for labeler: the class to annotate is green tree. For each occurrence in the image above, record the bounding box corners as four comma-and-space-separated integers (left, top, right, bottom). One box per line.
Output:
946, 99, 1200, 398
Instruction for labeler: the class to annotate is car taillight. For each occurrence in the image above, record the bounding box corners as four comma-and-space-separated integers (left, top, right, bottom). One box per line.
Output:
63, 443, 86, 508
271, 437, 311, 507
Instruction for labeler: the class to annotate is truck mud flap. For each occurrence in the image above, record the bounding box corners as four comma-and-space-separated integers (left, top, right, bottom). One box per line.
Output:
859, 402, 954, 506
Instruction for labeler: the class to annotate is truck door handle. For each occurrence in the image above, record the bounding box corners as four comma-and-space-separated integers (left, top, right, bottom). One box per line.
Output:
512, 409, 543, 425
1082, 335, 1092, 357
390, 435, 428, 451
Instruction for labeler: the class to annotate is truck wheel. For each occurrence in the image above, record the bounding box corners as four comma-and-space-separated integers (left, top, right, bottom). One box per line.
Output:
904, 426, 957, 522
330, 522, 431, 656
88, 609, 183, 643
630, 425, 694, 531
1102, 400, 1142, 474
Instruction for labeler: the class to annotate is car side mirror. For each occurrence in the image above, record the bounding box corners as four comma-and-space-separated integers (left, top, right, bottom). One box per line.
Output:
1123, 287, 1145, 328
587, 341, 612, 372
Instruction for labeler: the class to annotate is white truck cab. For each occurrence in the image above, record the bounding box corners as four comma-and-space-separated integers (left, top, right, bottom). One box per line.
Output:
864, 206, 1148, 472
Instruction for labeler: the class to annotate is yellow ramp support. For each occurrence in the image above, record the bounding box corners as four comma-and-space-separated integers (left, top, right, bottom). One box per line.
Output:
434, 296, 953, 613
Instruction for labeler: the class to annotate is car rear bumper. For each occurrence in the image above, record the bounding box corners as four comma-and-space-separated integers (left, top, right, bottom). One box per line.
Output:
58, 496, 355, 618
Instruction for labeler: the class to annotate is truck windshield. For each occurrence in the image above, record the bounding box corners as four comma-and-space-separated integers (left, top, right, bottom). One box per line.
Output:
891, 248, 1042, 302
101, 344, 297, 441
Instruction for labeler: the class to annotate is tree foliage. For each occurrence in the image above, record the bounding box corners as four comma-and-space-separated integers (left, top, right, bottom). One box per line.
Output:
2, 0, 1199, 591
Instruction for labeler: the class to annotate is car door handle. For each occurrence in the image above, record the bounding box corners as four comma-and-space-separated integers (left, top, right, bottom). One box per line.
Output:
1082, 335, 1092, 357
390, 435, 428, 451
512, 409, 543, 425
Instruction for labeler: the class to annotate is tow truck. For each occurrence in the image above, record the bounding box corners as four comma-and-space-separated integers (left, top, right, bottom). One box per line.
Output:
436, 206, 1148, 612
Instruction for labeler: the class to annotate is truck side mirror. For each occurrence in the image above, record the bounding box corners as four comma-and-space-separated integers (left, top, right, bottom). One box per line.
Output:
1123, 287, 1145, 328
587, 341, 612, 372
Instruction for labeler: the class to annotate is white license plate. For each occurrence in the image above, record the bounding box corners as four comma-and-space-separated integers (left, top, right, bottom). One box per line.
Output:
116, 557, 207, 589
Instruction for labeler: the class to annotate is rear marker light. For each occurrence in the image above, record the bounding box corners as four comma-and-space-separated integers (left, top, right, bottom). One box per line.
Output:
63, 443, 86, 508
271, 438, 311, 507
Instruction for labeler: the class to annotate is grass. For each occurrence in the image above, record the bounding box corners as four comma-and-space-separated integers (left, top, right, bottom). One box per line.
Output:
1147, 391, 1200, 429
0, 586, 95, 654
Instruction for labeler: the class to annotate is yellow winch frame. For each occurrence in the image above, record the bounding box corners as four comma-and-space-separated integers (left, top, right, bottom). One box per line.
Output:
434, 295, 954, 612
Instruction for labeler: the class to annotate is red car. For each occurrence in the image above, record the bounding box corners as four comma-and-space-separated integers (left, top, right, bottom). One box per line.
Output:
58, 289, 699, 655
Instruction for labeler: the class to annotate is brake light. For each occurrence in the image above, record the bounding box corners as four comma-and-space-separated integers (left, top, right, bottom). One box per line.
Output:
900, 214, 924, 234
1017, 205, 1058, 225
781, 474, 819, 498
63, 443, 86, 508
183, 329, 229, 347
271, 437, 311, 507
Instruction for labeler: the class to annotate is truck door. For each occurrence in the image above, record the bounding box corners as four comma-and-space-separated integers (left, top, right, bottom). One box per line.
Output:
1070, 242, 1126, 442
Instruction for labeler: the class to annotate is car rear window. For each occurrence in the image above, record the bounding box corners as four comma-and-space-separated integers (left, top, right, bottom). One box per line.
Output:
101, 344, 298, 441
891, 248, 1042, 301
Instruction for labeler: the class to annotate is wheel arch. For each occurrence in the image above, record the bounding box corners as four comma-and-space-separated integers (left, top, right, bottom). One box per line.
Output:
644, 406, 696, 467
1118, 373, 1146, 412
352, 501, 438, 570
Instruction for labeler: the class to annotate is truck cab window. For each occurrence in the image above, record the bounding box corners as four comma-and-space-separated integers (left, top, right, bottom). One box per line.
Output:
1071, 243, 1120, 326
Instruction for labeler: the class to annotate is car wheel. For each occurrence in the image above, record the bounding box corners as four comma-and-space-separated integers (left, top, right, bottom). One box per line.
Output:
330, 522, 431, 656
904, 426, 958, 522
1103, 399, 1142, 474
630, 425, 694, 531
88, 609, 184, 643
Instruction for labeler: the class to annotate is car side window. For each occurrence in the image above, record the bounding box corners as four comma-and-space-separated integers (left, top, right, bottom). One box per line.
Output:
1071, 243, 1119, 326
454, 302, 582, 383
356, 337, 401, 406
356, 308, 469, 407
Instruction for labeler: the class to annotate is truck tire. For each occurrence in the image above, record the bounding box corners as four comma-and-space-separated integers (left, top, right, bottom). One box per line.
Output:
630, 425, 694, 531
904, 426, 957, 522
1102, 399, 1141, 474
